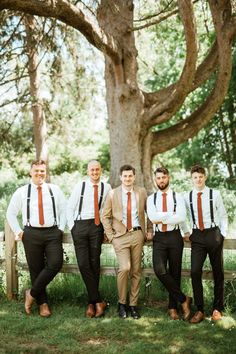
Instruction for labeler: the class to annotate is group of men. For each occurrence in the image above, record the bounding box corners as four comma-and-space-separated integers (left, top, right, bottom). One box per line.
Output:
6, 159, 228, 324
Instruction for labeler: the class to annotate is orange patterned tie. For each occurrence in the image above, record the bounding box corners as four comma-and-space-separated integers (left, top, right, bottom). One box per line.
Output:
162, 192, 167, 232
93, 185, 100, 225
127, 192, 132, 231
197, 192, 204, 231
37, 186, 45, 225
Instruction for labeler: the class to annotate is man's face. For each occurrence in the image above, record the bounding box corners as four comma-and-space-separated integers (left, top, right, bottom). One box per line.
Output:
120, 170, 135, 188
30, 164, 46, 186
191, 172, 207, 190
155, 172, 170, 191
87, 162, 102, 184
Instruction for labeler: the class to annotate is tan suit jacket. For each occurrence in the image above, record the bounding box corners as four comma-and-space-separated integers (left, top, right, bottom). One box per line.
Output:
102, 185, 152, 241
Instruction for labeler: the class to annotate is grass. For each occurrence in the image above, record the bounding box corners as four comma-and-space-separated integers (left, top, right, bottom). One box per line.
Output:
1, 230, 236, 353
0, 298, 235, 354
0, 275, 236, 354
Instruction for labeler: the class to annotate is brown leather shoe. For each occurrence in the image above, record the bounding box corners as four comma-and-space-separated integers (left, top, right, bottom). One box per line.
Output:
95, 301, 106, 318
86, 304, 95, 318
211, 309, 222, 321
181, 296, 192, 321
39, 303, 51, 317
24, 289, 34, 315
190, 311, 205, 324
168, 309, 179, 320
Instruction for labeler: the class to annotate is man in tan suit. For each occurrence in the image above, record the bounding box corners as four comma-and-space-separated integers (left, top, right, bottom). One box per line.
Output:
102, 164, 152, 319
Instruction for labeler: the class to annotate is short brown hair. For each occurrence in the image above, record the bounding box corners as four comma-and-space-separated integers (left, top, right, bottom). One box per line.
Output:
31, 159, 46, 168
120, 164, 136, 175
154, 166, 169, 175
190, 165, 206, 175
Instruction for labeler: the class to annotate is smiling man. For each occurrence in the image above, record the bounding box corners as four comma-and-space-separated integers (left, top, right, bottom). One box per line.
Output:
183, 165, 228, 324
6, 160, 66, 317
147, 167, 192, 321
67, 160, 111, 318
102, 164, 153, 319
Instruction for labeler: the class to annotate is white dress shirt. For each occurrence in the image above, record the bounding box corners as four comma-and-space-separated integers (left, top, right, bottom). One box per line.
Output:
147, 188, 186, 232
67, 179, 111, 230
6, 181, 66, 237
183, 186, 228, 237
121, 187, 140, 228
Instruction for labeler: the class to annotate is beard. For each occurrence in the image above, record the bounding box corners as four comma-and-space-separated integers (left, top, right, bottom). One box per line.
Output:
157, 180, 169, 191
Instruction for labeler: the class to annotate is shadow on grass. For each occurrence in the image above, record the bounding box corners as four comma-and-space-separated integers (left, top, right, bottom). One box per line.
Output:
0, 299, 235, 354
1, 273, 235, 353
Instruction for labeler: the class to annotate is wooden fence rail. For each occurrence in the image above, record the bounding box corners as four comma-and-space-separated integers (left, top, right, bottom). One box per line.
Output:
1, 222, 236, 300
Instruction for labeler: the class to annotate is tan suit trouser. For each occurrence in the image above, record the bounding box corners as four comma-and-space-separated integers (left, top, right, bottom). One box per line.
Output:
112, 230, 144, 306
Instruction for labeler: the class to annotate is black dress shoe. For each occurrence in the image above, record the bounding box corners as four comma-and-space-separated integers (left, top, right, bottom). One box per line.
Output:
129, 306, 141, 319
118, 303, 127, 319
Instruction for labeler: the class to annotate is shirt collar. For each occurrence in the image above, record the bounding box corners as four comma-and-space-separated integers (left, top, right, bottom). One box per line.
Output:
157, 187, 172, 195
30, 181, 46, 189
193, 186, 208, 193
122, 186, 133, 194
87, 178, 101, 187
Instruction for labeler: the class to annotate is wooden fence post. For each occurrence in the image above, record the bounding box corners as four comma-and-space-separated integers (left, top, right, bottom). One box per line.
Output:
5, 221, 18, 299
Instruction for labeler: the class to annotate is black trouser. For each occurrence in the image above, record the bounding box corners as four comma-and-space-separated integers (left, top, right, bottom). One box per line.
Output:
153, 229, 186, 309
71, 219, 104, 304
22, 226, 63, 305
190, 227, 224, 312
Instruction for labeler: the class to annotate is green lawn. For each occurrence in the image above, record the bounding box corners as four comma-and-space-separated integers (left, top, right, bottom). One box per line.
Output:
0, 298, 235, 354
1, 252, 236, 354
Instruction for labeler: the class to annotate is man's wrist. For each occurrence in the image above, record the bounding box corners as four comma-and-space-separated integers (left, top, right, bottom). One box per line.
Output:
15, 231, 23, 240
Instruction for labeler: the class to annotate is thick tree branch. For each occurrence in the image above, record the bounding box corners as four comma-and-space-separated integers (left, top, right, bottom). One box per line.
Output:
0, 0, 120, 63
151, 0, 233, 156
144, 0, 198, 127
142, 40, 219, 109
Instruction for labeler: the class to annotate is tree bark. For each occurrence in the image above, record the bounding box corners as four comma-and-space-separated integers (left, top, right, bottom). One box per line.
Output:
218, 108, 234, 179
1, 0, 236, 189
99, 1, 145, 186
24, 15, 48, 164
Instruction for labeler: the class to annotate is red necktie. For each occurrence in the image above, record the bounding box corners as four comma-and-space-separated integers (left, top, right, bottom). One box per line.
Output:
93, 185, 100, 225
127, 192, 132, 231
37, 186, 45, 225
197, 192, 204, 231
162, 192, 167, 232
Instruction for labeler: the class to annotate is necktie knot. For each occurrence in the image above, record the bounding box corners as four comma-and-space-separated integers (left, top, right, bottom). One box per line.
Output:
197, 192, 203, 197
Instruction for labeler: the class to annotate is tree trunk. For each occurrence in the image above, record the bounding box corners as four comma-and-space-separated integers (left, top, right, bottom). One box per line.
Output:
218, 108, 234, 179
105, 60, 146, 187
99, 1, 148, 187
1, 1, 235, 189
24, 15, 48, 165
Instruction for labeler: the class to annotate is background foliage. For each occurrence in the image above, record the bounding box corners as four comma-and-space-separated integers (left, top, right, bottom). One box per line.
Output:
0, 1, 235, 231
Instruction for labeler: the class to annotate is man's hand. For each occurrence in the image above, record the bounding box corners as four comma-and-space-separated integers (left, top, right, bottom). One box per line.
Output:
146, 232, 153, 241
103, 233, 109, 243
16, 231, 24, 241
183, 232, 191, 242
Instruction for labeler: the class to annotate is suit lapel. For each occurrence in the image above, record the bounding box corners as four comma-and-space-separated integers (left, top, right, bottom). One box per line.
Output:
115, 186, 123, 221
134, 186, 140, 215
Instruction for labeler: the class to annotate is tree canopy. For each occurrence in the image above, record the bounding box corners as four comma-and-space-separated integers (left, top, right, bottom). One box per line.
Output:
0, 1, 236, 188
